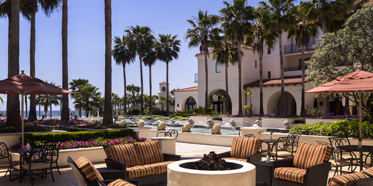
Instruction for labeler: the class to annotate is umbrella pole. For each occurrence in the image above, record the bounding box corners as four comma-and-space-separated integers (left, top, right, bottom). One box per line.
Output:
21, 94, 24, 149
359, 92, 362, 143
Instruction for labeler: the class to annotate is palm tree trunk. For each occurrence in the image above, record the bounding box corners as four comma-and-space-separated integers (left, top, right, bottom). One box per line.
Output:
166, 61, 169, 115
28, 9, 37, 122
204, 52, 208, 115
7, 0, 21, 126
61, 0, 69, 121
50, 101, 52, 118
300, 43, 306, 117
279, 32, 285, 117
140, 57, 144, 115
344, 96, 350, 115
149, 65, 152, 114
44, 104, 48, 118
237, 40, 243, 115
122, 62, 127, 114
103, 0, 113, 125
259, 47, 264, 115
225, 62, 229, 114
25, 96, 28, 118
79, 108, 81, 118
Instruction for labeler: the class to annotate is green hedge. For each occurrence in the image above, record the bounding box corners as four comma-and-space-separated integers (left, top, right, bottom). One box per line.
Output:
290, 119, 373, 138
24, 129, 135, 144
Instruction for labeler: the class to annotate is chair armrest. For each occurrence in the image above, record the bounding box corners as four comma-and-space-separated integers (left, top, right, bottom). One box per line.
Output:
163, 153, 181, 161
351, 178, 373, 186
105, 159, 126, 170
272, 158, 294, 169
304, 162, 331, 186
247, 152, 262, 163
217, 151, 231, 158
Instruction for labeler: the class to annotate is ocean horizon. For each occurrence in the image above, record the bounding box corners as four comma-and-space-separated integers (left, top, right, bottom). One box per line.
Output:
0, 110, 88, 118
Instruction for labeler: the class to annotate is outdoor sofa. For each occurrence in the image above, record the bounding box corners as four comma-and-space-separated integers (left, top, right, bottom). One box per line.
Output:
101, 141, 181, 186
272, 142, 332, 186
217, 136, 262, 163
328, 166, 373, 186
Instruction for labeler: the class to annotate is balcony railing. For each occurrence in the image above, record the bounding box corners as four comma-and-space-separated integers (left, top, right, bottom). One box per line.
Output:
194, 73, 198, 83
284, 42, 319, 54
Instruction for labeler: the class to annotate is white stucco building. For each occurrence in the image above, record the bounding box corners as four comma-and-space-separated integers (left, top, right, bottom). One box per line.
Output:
174, 29, 356, 116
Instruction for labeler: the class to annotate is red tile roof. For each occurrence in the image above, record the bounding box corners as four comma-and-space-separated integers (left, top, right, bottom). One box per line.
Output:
244, 76, 307, 87
174, 86, 198, 92
159, 81, 167, 84
196, 45, 254, 56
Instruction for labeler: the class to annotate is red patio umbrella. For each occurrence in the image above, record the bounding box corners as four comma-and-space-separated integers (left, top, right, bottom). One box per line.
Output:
0, 70, 72, 148
306, 69, 373, 145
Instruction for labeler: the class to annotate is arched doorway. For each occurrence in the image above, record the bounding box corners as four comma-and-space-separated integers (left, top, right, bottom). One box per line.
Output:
184, 97, 197, 110
330, 96, 343, 116
267, 91, 297, 117
208, 89, 232, 115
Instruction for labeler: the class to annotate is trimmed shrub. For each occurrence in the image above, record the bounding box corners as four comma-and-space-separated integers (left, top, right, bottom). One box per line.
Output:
24, 129, 135, 144
293, 119, 305, 124
290, 119, 373, 138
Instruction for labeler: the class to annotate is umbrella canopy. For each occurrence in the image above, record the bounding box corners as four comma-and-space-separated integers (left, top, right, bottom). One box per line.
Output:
0, 71, 71, 148
306, 69, 373, 146
0, 70, 71, 95
305, 70, 373, 93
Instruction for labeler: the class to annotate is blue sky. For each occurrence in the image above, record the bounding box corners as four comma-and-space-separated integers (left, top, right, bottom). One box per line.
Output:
0, 0, 262, 110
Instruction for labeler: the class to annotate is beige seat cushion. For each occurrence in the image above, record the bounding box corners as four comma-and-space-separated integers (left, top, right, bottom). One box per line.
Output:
0, 161, 20, 167
21, 163, 50, 170
222, 157, 247, 162
271, 151, 292, 157
331, 160, 351, 167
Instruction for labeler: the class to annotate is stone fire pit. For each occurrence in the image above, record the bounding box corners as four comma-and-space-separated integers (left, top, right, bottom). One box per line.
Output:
167, 158, 256, 186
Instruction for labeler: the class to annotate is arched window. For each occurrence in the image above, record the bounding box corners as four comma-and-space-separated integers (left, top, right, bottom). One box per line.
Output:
216, 63, 221, 73
162, 87, 166, 91
185, 97, 196, 110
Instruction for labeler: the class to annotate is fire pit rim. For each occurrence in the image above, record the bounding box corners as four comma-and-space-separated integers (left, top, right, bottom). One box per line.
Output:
167, 159, 256, 175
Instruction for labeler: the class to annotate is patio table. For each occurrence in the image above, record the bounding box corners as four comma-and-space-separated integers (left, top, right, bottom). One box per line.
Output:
261, 139, 278, 153
337, 145, 373, 172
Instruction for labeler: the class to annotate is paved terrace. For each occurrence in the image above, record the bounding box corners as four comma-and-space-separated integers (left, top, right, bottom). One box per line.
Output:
0, 142, 340, 186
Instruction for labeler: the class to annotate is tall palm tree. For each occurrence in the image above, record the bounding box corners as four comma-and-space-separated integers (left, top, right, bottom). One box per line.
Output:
259, 0, 294, 117
103, 0, 112, 125
69, 79, 88, 117
125, 25, 155, 115
48, 95, 60, 118
185, 10, 219, 115
61, 0, 68, 120
35, 95, 43, 118
156, 34, 181, 115
143, 45, 157, 114
245, 7, 276, 116
6, 0, 21, 126
287, 4, 318, 117
112, 35, 135, 114
211, 35, 240, 115
21, 0, 62, 121
220, 0, 255, 115
111, 93, 119, 111
126, 84, 140, 107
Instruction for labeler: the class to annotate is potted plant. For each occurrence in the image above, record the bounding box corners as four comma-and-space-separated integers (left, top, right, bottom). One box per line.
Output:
266, 150, 271, 163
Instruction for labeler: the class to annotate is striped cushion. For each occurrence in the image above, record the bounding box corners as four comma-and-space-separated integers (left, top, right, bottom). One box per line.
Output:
74, 156, 103, 181
134, 141, 164, 165
108, 144, 140, 167
126, 161, 174, 179
104, 147, 112, 159
274, 167, 306, 184
108, 179, 136, 186
222, 157, 247, 162
146, 161, 174, 175
328, 172, 369, 186
293, 142, 330, 169
361, 167, 373, 177
230, 137, 261, 159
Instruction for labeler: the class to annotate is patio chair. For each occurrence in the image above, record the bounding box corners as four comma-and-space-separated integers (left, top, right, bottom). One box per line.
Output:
217, 136, 262, 163
273, 142, 332, 186
270, 135, 297, 160
328, 166, 373, 186
67, 156, 138, 186
0, 142, 20, 181
243, 134, 256, 138
286, 133, 301, 153
328, 137, 358, 172
19, 145, 56, 185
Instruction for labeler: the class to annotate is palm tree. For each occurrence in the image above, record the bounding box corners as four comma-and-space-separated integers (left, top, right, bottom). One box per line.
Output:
48, 95, 60, 118
185, 10, 219, 115
245, 7, 276, 116
61, 0, 68, 120
35, 95, 43, 118
103, 0, 112, 125
111, 93, 120, 112
287, 4, 318, 117
143, 44, 157, 114
126, 84, 140, 107
69, 79, 88, 117
112, 35, 135, 114
6, 0, 21, 126
259, 0, 294, 117
125, 25, 155, 115
220, 0, 255, 115
211, 35, 240, 115
156, 34, 181, 115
